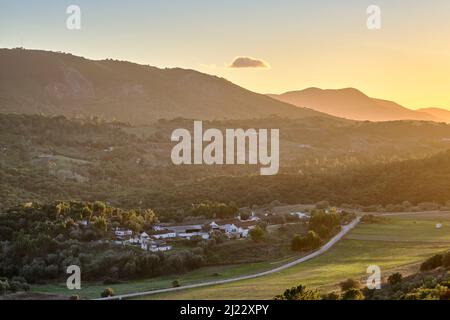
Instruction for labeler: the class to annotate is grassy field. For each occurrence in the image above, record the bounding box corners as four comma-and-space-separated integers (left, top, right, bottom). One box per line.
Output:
142, 212, 450, 300
31, 255, 300, 299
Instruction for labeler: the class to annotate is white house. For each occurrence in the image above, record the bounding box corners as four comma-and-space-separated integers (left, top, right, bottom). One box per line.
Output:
149, 243, 172, 252
219, 223, 239, 234
210, 222, 220, 230
140, 232, 150, 242
290, 211, 309, 219
235, 220, 259, 238
79, 220, 88, 226
114, 228, 133, 239
152, 230, 177, 240
142, 240, 172, 252
178, 232, 210, 240
214, 219, 259, 238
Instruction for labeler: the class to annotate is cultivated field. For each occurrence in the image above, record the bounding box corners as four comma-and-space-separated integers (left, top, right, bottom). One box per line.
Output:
143, 212, 450, 300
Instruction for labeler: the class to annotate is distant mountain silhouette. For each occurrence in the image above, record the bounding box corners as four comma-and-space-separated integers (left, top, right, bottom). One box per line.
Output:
269, 88, 446, 122
0, 49, 328, 124
418, 108, 450, 123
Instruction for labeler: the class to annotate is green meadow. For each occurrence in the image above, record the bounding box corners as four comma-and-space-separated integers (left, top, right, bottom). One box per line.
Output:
31, 255, 299, 300
143, 212, 450, 300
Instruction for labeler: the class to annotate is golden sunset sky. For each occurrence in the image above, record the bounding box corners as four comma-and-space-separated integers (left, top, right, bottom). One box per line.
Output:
1, 0, 449, 109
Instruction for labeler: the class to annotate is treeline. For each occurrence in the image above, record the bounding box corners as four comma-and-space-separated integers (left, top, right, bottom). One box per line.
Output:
0, 201, 209, 283
291, 210, 354, 251
4, 114, 450, 222
191, 201, 239, 219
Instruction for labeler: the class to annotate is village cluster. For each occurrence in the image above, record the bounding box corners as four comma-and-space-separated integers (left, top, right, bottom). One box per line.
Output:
113, 211, 308, 252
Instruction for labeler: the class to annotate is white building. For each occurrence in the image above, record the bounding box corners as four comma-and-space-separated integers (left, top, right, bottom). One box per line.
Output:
178, 232, 210, 240
114, 228, 133, 239
290, 211, 309, 219
152, 230, 177, 240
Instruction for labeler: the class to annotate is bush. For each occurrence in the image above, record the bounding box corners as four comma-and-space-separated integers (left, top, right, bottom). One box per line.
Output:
249, 226, 265, 242
172, 280, 181, 288
340, 278, 361, 291
442, 252, 450, 268
388, 273, 403, 286
291, 231, 321, 251
101, 288, 115, 298
342, 288, 364, 300
274, 285, 321, 300
9, 280, 30, 293
322, 291, 340, 300
420, 254, 444, 271
0, 279, 10, 295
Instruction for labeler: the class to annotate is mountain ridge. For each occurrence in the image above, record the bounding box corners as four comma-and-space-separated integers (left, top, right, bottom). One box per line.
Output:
0, 48, 331, 125
268, 87, 449, 122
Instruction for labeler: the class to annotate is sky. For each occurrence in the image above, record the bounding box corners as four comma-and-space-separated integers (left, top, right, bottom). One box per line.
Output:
1, 0, 450, 109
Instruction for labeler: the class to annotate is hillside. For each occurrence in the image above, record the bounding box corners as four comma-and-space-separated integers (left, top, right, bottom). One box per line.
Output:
3, 114, 450, 214
269, 88, 443, 122
0, 48, 326, 124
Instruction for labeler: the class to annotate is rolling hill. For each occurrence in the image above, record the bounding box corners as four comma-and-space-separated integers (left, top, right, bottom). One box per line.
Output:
0, 48, 327, 124
269, 87, 446, 122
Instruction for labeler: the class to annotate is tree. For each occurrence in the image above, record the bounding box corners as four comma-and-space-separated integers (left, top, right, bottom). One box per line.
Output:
291, 234, 304, 251
291, 231, 321, 251
0, 279, 10, 295
249, 226, 264, 241
81, 206, 93, 221
172, 280, 181, 288
322, 291, 340, 300
274, 285, 321, 300
342, 288, 364, 300
93, 201, 107, 216
240, 212, 250, 221
442, 252, 450, 268
388, 273, 403, 286
420, 254, 443, 271
92, 216, 108, 232
101, 288, 115, 298
340, 278, 361, 291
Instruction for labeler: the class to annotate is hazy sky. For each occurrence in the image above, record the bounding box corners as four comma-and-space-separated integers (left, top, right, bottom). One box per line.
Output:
1, 0, 450, 109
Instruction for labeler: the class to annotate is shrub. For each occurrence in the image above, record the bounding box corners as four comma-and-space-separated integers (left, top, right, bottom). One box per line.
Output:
291, 231, 321, 252
388, 273, 403, 286
442, 252, 450, 268
172, 280, 181, 288
274, 285, 321, 300
0, 279, 10, 295
322, 291, 340, 300
101, 288, 115, 298
342, 288, 364, 300
249, 226, 265, 242
340, 278, 361, 291
420, 254, 444, 271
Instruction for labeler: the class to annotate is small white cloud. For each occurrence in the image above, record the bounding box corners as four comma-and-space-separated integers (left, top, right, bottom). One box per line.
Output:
229, 56, 270, 69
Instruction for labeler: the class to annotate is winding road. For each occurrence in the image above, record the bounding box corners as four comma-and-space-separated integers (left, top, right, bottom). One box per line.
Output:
97, 217, 360, 300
